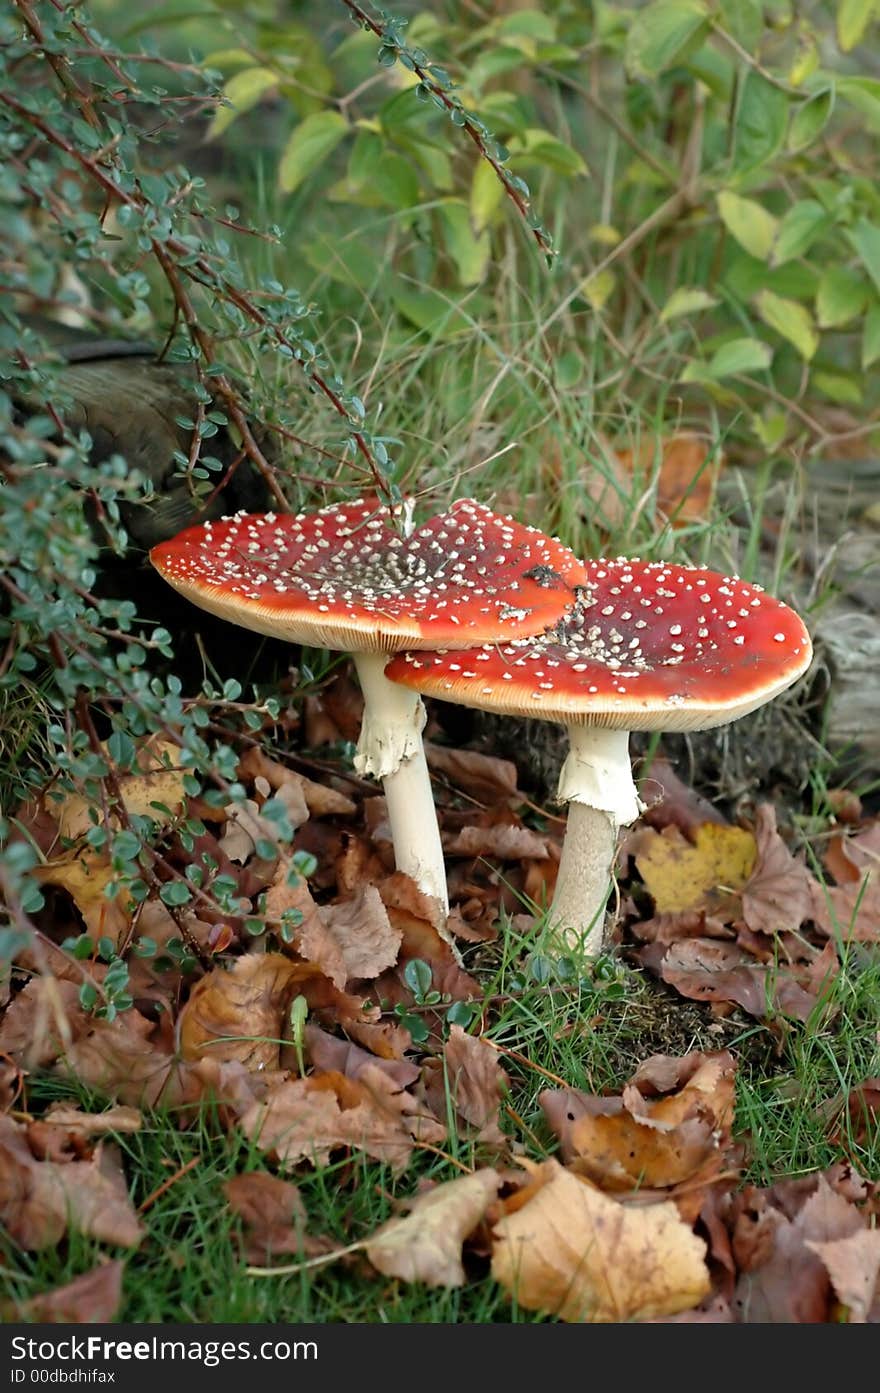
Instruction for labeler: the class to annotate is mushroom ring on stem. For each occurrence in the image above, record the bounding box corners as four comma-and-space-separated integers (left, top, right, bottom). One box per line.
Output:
385, 556, 813, 957
149, 497, 587, 934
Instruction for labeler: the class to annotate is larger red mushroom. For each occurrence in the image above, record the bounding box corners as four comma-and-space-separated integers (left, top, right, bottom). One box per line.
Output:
149, 496, 586, 926
386, 556, 813, 956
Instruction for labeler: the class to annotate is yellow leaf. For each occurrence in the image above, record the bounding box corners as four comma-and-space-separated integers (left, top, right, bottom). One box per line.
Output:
35, 849, 132, 943
634, 822, 757, 913
491, 1160, 710, 1322
52, 738, 188, 842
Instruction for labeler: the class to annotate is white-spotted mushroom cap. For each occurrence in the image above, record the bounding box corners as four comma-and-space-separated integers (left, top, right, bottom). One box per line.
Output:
149, 497, 587, 654
384, 557, 813, 730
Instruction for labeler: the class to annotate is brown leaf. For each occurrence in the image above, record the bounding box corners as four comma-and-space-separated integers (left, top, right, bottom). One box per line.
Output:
445, 823, 550, 860
630, 909, 733, 944
0, 1116, 143, 1250
638, 939, 837, 1022
807, 1229, 880, 1322
377, 873, 481, 1005
491, 1159, 711, 1322
179, 953, 299, 1070
424, 741, 521, 805
240, 1066, 445, 1171
366, 1169, 501, 1287
614, 432, 722, 527
304, 1023, 419, 1088
732, 1176, 863, 1322
540, 1053, 735, 1192
0, 977, 89, 1068
317, 887, 403, 986
441, 1026, 508, 1142
223, 1171, 332, 1263
640, 756, 729, 837
824, 820, 880, 883
239, 747, 356, 817
6, 1260, 125, 1324
742, 805, 818, 935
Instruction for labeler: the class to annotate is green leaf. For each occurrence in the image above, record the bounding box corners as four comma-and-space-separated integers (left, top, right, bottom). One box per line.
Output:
837, 77, 880, 128
705, 336, 773, 378
733, 71, 789, 174
470, 158, 505, 232
659, 287, 719, 322
771, 200, 831, 265
625, 0, 710, 77
848, 219, 880, 295
717, 191, 778, 259
509, 129, 588, 177
812, 370, 862, 405
815, 266, 867, 327
279, 110, 349, 194
862, 302, 880, 367
837, 0, 877, 51
788, 89, 834, 150
207, 67, 278, 140
755, 289, 819, 359
719, 0, 763, 50
438, 200, 491, 286
392, 287, 472, 336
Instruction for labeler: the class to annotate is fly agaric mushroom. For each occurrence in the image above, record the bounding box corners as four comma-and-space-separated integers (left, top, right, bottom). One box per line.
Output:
385, 557, 812, 956
149, 497, 586, 925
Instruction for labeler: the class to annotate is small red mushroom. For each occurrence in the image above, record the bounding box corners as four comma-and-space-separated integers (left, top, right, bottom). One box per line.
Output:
150, 497, 586, 925
385, 556, 813, 955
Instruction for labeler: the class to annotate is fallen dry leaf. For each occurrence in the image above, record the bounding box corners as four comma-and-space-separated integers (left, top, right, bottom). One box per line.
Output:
639, 756, 729, 836
366, 1169, 500, 1287
240, 1066, 445, 1172
445, 823, 550, 861
0, 977, 90, 1068
0, 1115, 143, 1250
34, 847, 132, 944
424, 741, 521, 805
316, 887, 403, 986
540, 1052, 736, 1192
49, 737, 188, 841
223, 1172, 333, 1263
438, 1026, 508, 1143
742, 805, 818, 935
491, 1159, 710, 1322
638, 938, 837, 1023
633, 822, 756, 916
5, 1260, 125, 1324
615, 432, 722, 526
303, 1023, 419, 1088
806, 1228, 880, 1322
178, 952, 299, 1070
239, 747, 356, 817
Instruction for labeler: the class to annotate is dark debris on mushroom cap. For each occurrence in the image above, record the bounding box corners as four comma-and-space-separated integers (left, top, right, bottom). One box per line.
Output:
148, 497, 587, 654
384, 557, 813, 732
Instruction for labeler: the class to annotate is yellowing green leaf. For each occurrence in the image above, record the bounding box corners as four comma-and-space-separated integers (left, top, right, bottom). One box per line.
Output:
812, 370, 862, 405
279, 110, 349, 194
581, 269, 616, 310
755, 289, 819, 359
837, 0, 877, 51
208, 67, 279, 140
470, 159, 505, 233
815, 266, 867, 328
438, 200, 491, 286
625, 0, 710, 77
660, 287, 719, 322
706, 336, 773, 378
717, 191, 778, 260
837, 76, 880, 128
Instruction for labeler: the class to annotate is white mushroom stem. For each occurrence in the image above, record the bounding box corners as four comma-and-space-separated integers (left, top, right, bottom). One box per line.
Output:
351, 653, 450, 921
547, 724, 645, 958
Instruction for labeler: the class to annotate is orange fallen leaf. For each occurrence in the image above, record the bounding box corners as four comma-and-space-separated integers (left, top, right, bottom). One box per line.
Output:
491, 1159, 710, 1322
742, 805, 818, 935
179, 952, 299, 1070
366, 1169, 501, 1287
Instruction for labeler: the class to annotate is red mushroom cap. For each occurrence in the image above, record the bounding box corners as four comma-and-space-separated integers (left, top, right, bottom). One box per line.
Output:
384, 557, 813, 730
149, 497, 586, 653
